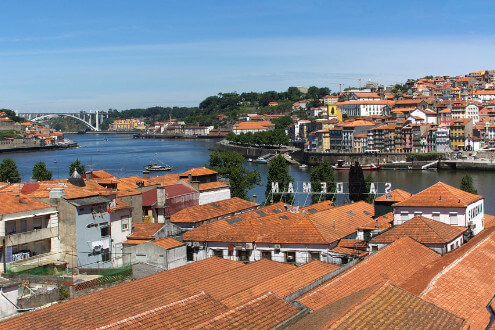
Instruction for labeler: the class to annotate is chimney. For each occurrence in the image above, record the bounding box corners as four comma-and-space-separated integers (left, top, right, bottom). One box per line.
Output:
188, 173, 192, 182
86, 171, 92, 180
252, 195, 257, 204
157, 186, 166, 207
143, 171, 150, 179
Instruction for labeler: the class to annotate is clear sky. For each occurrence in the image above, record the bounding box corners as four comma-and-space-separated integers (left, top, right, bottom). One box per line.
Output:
1, 1, 494, 112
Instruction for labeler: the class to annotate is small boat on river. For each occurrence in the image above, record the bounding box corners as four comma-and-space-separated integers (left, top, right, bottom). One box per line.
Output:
332, 160, 380, 171
145, 163, 173, 171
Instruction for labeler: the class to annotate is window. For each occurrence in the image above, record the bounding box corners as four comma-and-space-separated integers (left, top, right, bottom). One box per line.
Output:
213, 250, 223, 258
449, 212, 458, 225
432, 212, 440, 222
285, 251, 296, 263
310, 252, 320, 261
33, 217, 42, 230
121, 217, 129, 231
237, 249, 251, 262
261, 251, 272, 260
100, 226, 110, 237
101, 250, 111, 262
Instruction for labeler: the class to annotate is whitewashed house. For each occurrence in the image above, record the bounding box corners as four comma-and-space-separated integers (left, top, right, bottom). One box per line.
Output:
392, 182, 484, 236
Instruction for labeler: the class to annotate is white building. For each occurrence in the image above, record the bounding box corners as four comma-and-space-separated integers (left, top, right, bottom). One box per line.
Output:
393, 182, 484, 236
0, 192, 60, 271
336, 100, 393, 117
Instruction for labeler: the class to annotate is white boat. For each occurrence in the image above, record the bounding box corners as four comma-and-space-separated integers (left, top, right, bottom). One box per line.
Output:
145, 163, 172, 171
299, 164, 308, 169
255, 157, 268, 164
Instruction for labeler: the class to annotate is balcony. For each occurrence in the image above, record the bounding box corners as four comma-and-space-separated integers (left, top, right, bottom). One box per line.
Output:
6, 227, 58, 246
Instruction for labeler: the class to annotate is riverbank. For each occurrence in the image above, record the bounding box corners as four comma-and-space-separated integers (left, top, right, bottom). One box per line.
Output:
133, 133, 226, 139
0, 141, 78, 154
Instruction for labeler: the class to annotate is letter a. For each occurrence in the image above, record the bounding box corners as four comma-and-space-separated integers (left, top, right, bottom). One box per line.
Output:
288, 182, 294, 194
369, 183, 376, 195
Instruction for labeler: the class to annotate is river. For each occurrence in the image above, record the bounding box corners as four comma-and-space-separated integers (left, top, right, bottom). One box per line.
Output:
2, 134, 495, 214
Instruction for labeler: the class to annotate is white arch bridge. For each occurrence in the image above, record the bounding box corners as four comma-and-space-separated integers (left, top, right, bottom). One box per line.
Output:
18, 111, 108, 131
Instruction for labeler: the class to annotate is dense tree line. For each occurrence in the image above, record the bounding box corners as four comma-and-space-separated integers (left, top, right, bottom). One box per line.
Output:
101, 86, 331, 128
225, 130, 289, 146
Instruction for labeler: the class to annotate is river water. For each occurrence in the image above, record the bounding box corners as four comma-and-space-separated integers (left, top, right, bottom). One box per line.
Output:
2, 134, 495, 214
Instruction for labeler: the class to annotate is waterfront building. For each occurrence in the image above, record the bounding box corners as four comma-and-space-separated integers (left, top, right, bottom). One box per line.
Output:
232, 120, 275, 134
450, 118, 473, 150
179, 167, 230, 205
392, 182, 484, 236
184, 125, 214, 136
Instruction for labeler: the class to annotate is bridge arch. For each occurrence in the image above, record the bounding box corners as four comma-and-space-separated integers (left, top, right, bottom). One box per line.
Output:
31, 114, 97, 131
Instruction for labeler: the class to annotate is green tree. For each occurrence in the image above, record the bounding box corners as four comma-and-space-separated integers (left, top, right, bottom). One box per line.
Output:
0, 158, 20, 183
364, 174, 375, 203
32, 161, 52, 181
310, 160, 336, 204
460, 174, 477, 194
287, 87, 302, 101
348, 162, 366, 202
207, 151, 260, 200
69, 159, 85, 176
271, 116, 293, 130
265, 155, 294, 204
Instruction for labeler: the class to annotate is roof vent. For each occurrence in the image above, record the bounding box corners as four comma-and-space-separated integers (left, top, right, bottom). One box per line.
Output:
68, 169, 85, 187
347, 210, 355, 216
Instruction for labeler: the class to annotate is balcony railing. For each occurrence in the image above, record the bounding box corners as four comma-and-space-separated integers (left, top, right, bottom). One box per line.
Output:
7, 227, 58, 247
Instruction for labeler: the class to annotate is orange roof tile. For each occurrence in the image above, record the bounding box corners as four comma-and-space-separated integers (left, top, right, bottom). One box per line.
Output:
394, 182, 482, 208
357, 212, 394, 230
233, 121, 275, 130
148, 173, 180, 186
197, 293, 300, 329
127, 223, 164, 240
0, 192, 54, 214
330, 246, 368, 257
198, 181, 228, 191
0, 257, 244, 329
220, 260, 338, 308
180, 167, 218, 177
371, 215, 467, 245
297, 237, 441, 311
329, 283, 466, 329
152, 237, 185, 249
374, 188, 412, 203
170, 197, 258, 224
421, 233, 495, 328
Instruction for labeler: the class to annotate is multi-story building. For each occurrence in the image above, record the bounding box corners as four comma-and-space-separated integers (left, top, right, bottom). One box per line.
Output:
435, 126, 450, 152
0, 192, 59, 270
450, 118, 473, 151
393, 182, 484, 236
336, 100, 393, 117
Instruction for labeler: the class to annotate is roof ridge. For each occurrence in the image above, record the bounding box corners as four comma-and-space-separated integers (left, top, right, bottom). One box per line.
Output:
417, 216, 447, 241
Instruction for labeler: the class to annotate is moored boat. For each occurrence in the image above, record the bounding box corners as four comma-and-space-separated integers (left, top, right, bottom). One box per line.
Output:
145, 164, 173, 171
332, 160, 380, 171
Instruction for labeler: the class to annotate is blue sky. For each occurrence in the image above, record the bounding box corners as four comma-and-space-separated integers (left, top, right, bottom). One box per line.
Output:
1, 1, 494, 112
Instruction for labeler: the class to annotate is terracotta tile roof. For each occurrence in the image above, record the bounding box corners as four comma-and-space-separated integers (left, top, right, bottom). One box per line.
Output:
330, 246, 368, 257
300, 200, 333, 213
212, 211, 305, 243
374, 189, 412, 204
256, 216, 329, 244
152, 237, 185, 249
336, 100, 394, 105
297, 237, 441, 311
233, 121, 276, 130
180, 167, 218, 177
182, 218, 233, 241
110, 198, 132, 212
421, 233, 495, 328
183, 259, 296, 302
0, 257, 244, 329
199, 181, 229, 191
371, 215, 467, 245
86, 170, 115, 179
337, 239, 367, 249
148, 173, 180, 186
329, 283, 466, 329
170, 197, 258, 224
98, 292, 228, 329
122, 239, 150, 245
357, 212, 394, 230
393, 182, 483, 208
220, 260, 338, 308
127, 223, 165, 240
0, 192, 53, 215
196, 293, 300, 329
307, 202, 375, 243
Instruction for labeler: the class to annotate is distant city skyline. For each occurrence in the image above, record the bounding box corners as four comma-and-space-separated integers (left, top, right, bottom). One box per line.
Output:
1, 1, 494, 112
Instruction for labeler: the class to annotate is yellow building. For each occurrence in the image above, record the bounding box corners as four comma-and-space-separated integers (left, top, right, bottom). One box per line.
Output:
450, 118, 473, 151
328, 106, 343, 121
110, 119, 141, 131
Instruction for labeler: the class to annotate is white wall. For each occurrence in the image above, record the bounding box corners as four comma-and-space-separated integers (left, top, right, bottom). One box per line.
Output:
110, 209, 132, 266
199, 188, 231, 205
